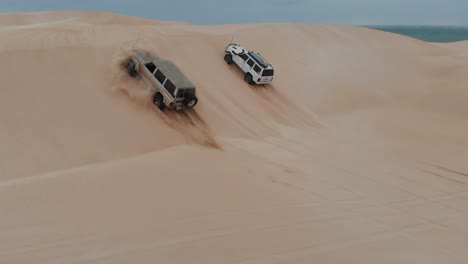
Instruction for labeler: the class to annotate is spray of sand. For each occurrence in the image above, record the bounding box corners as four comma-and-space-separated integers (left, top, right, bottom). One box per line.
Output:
108, 46, 221, 149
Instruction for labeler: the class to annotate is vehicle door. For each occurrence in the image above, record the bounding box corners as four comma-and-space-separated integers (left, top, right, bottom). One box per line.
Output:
143, 62, 157, 80
153, 68, 173, 100
244, 57, 256, 73
234, 53, 249, 72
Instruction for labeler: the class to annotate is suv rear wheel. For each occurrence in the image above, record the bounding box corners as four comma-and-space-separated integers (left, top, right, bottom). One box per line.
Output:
244, 73, 253, 84
153, 93, 165, 110
224, 53, 233, 64
184, 96, 198, 108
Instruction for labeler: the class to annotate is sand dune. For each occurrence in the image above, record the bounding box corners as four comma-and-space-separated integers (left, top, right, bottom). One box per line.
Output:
437, 40, 468, 56
1, 11, 467, 263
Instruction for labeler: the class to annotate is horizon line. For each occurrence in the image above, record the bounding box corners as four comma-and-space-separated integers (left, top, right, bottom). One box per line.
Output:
0, 10, 467, 28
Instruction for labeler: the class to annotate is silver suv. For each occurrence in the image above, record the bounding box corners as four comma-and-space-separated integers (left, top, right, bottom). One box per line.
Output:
125, 49, 198, 111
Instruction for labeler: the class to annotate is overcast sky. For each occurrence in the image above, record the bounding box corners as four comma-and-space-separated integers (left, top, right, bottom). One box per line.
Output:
0, 0, 467, 26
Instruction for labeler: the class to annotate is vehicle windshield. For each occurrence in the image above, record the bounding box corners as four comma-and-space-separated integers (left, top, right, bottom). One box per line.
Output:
176, 88, 195, 98
262, 69, 274, 76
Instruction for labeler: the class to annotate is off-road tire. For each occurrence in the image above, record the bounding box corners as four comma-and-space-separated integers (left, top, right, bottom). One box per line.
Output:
244, 73, 253, 84
126, 59, 138, 78
224, 53, 233, 64
153, 93, 165, 110
184, 96, 198, 109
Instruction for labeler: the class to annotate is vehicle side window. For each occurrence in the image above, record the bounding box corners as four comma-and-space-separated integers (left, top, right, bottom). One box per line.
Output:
164, 79, 176, 96
176, 89, 184, 98
145, 62, 156, 73
154, 69, 166, 84
240, 54, 249, 61
246, 59, 255, 68
253, 64, 261, 74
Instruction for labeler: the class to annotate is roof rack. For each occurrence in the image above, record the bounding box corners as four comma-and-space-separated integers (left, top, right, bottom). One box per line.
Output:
247, 51, 270, 68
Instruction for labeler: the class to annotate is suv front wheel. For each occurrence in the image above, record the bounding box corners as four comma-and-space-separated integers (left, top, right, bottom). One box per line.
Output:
224, 53, 233, 64
126, 59, 138, 78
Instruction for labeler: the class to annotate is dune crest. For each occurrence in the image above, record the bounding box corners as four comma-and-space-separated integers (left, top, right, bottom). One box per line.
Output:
1, 11, 467, 263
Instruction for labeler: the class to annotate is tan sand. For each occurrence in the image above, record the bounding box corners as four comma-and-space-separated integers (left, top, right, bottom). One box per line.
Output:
0, 11, 467, 263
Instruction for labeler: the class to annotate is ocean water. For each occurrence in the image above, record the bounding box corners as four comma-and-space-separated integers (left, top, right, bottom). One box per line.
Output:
365, 26, 468, 43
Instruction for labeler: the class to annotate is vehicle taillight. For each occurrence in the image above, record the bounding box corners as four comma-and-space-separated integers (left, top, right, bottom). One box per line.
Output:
170, 102, 174, 106
257, 78, 261, 82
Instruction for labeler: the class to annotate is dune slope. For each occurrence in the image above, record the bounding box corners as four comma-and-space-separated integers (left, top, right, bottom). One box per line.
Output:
1, 11, 468, 263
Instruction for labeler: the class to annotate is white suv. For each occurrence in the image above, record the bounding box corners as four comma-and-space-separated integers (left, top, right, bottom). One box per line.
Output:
224, 43, 274, 85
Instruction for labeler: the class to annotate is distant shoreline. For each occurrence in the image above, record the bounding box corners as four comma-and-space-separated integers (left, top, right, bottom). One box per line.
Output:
365, 25, 468, 28
363, 25, 468, 43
